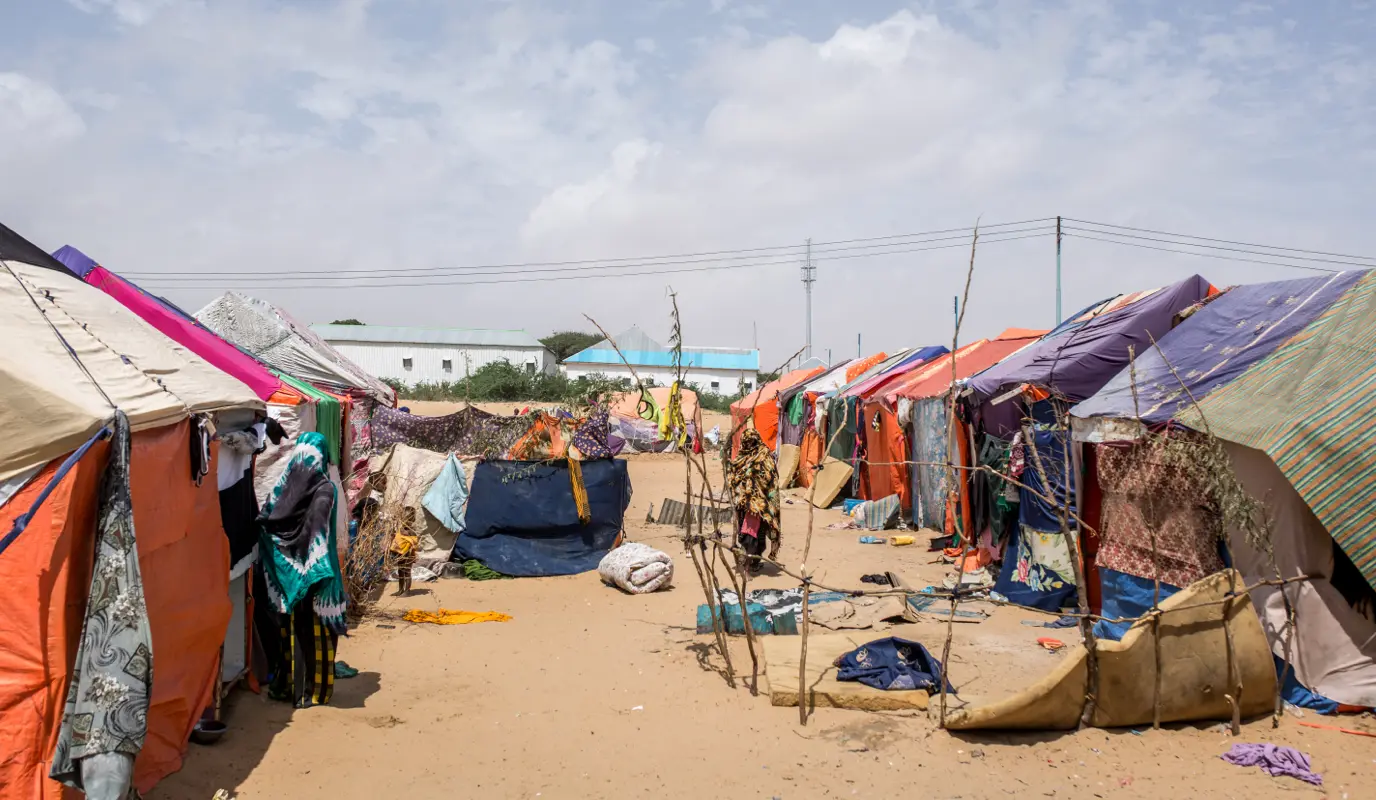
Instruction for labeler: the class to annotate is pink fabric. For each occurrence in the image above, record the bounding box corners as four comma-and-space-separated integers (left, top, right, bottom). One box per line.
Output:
740, 512, 761, 539
85, 266, 280, 400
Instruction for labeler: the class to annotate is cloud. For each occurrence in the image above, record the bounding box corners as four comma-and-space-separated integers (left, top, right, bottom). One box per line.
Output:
1, 1, 1374, 365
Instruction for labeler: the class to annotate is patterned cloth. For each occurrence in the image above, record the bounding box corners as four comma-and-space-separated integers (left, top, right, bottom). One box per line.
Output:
371, 404, 532, 458
1095, 439, 1224, 588
268, 593, 338, 709
257, 432, 348, 634
51, 412, 153, 791
728, 430, 781, 560
571, 406, 613, 459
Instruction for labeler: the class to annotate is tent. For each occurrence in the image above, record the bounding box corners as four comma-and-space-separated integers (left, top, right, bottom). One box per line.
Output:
453, 459, 632, 576
196, 291, 395, 406
1072, 269, 1376, 708
821, 347, 946, 482
606, 386, 705, 453
775, 361, 854, 488
965, 276, 1215, 612
859, 329, 1046, 515
52, 246, 290, 402
729, 366, 825, 452
0, 244, 261, 798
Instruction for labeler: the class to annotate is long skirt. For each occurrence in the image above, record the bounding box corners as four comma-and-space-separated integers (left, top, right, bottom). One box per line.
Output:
255, 569, 338, 708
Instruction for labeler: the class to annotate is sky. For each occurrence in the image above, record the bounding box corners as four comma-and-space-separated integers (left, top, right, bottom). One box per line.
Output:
2, 0, 1374, 369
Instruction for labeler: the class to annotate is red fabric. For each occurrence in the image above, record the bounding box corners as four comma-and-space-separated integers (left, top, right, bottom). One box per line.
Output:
1080, 445, 1104, 615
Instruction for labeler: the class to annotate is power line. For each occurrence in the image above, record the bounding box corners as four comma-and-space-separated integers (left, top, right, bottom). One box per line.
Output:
139, 230, 1055, 292
136, 225, 1053, 286
1062, 223, 1374, 270
122, 217, 1055, 281
1065, 217, 1376, 263
1062, 232, 1339, 274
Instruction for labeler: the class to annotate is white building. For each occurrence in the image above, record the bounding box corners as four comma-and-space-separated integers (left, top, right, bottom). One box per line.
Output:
560, 326, 759, 395
310, 324, 556, 385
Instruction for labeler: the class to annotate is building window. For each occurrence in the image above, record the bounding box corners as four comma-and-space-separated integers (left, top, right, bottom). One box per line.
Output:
742, 381, 753, 392
710, 381, 720, 391
525, 361, 536, 375
442, 359, 453, 373
402, 357, 413, 370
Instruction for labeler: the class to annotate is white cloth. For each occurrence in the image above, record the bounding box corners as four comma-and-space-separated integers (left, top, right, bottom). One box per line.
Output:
598, 543, 674, 594
216, 421, 266, 491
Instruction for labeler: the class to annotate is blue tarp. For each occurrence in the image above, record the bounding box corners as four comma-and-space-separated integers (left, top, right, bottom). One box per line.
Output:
422, 454, 468, 533
1274, 655, 1341, 714
1072, 271, 1364, 424
968, 275, 1214, 403
454, 459, 632, 577
1019, 427, 1076, 533
1092, 568, 1182, 641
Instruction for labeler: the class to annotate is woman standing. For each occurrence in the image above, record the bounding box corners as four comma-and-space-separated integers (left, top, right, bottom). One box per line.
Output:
728, 429, 782, 575
256, 432, 348, 708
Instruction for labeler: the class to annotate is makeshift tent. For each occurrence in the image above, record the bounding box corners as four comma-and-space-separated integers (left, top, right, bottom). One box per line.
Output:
859, 330, 1045, 514
1072, 270, 1376, 707
196, 291, 395, 405
606, 386, 705, 453
967, 275, 1216, 410
0, 259, 264, 482
729, 366, 825, 452
1, 228, 260, 798
776, 361, 855, 488
453, 459, 632, 576
52, 246, 288, 402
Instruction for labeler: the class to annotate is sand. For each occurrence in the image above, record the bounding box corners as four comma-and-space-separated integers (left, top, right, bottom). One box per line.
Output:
155, 436, 1374, 798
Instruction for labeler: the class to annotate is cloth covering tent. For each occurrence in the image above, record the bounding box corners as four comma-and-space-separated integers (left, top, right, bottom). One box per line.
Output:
775, 361, 855, 488
606, 386, 704, 453
858, 330, 1046, 512
52, 246, 289, 403
729, 366, 825, 452
0, 259, 264, 482
1072, 269, 1376, 707
196, 290, 395, 405
454, 459, 632, 576
0, 227, 260, 798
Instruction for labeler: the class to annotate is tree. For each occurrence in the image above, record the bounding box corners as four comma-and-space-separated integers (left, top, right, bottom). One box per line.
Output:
757, 370, 781, 385
540, 330, 603, 362
330, 318, 365, 325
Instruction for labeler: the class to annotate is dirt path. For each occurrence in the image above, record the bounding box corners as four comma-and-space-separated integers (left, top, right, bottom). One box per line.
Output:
157, 454, 1372, 799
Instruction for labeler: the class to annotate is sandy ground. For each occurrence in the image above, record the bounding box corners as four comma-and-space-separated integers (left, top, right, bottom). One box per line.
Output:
155, 429, 1374, 798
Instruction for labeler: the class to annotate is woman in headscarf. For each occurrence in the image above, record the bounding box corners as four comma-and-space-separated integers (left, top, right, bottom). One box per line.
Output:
256, 432, 348, 708
727, 429, 781, 574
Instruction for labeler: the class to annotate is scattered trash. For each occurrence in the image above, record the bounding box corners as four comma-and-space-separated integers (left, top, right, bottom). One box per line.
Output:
631, 705, 644, 712
889, 535, 915, 546
1129, 729, 1143, 736
860, 573, 892, 585
1037, 638, 1066, 653
334, 661, 360, 679
1284, 702, 1304, 718
1118, 777, 1132, 787
1221, 743, 1322, 786
971, 748, 984, 759
377, 624, 396, 629
402, 609, 512, 625
859, 536, 885, 544
1296, 720, 1376, 738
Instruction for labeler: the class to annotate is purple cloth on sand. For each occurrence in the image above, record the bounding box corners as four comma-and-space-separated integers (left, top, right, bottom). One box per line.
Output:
1221, 743, 1321, 786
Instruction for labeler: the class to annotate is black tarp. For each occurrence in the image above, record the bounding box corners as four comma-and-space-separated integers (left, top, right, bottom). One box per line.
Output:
0, 221, 69, 273
454, 459, 632, 576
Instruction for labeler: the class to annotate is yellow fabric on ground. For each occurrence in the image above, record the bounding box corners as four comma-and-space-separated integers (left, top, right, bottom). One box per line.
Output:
403, 609, 512, 625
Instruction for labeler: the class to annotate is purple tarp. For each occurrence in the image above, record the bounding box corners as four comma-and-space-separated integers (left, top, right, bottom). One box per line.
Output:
967, 275, 1214, 403
1072, 271, 1365, 424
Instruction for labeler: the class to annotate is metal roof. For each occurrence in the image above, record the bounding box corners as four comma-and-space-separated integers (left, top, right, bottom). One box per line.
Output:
310, 324, 549, 350
564, 326, 759, 371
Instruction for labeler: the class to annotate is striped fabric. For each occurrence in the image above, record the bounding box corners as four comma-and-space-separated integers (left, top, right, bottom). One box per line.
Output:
1179, 271, 1376, 586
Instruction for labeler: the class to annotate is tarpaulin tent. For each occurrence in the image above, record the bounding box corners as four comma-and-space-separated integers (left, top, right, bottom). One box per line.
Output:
859, 330, 1045, 513
0, 228, 259, 798
52, 246, 289, 403
776, 361, 854, 488
454, 459, 632, 576
197, 291, 395, 406
729, 366, 825, 452
822, 348, 946, 481
0, 259, 264, 482
967, 275, 1217, 409
1072, 270, 1376, 707
606, 386, 705, 453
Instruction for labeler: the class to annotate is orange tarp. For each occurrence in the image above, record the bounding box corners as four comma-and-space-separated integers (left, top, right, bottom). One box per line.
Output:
608, 385, 701, 425
730, 367, 825, 452
845, 352, 888, 383
0, 421, 232, 798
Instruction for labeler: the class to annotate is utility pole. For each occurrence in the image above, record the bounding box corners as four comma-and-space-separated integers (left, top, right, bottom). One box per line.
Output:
1055, 215, 1063, 325
801, 238, 815, 360
857, 333, 861, 358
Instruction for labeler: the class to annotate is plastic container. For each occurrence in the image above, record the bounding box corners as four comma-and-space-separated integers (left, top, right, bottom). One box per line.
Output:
858, 535, 885, 544
889, 535, 916, 546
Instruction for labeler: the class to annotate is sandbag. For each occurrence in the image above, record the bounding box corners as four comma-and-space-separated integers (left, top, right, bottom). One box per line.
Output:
598, 543, 674, 594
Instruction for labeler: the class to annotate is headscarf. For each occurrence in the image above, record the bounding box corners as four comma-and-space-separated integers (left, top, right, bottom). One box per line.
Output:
728, 429, 781, 535
257, 432, 347, 634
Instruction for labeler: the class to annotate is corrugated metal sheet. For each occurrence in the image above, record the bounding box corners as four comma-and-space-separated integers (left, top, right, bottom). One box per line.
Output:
311, 323, 548, 350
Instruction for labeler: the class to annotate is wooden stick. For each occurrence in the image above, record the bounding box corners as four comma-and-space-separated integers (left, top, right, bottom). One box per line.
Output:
938, 222, 979, 728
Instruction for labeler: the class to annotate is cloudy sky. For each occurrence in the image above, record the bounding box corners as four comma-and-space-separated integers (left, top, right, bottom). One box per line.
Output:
2, 0, 1373, 367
